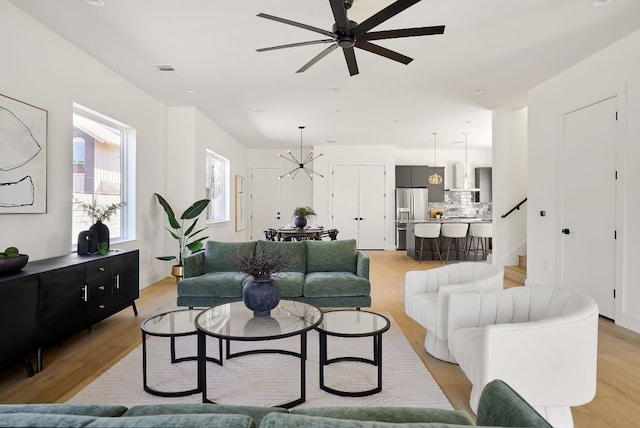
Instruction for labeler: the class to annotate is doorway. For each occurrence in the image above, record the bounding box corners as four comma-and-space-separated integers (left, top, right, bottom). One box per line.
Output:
560, 97, 617, 319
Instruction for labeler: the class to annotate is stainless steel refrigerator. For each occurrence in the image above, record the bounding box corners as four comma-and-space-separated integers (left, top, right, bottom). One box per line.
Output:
395, 188, 429, 250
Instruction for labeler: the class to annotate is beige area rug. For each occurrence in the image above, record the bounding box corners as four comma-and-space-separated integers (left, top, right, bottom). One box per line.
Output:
68, 314, 452, 410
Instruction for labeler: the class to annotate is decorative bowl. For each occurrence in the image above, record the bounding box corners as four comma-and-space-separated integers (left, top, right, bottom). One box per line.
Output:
0, 254, 29, 274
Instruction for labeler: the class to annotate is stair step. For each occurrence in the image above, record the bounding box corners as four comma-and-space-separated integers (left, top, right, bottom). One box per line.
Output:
518, 254, 527, 269
504, 265, 526, 285
503, 277, 523, 288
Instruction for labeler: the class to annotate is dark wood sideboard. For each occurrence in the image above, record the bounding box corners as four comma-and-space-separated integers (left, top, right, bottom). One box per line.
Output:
0, 249, 139, 375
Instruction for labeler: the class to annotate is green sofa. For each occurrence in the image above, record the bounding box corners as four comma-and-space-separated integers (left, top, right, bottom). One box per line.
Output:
177, 239, 371, 309
0, 380, 552, 427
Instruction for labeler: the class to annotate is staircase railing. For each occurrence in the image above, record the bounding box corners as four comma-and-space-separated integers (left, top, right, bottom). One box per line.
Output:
501, 198, 527, 219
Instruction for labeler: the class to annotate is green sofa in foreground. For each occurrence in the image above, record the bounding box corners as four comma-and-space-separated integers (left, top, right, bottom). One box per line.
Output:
177, 239, 371, 309
0, 380, 552, 427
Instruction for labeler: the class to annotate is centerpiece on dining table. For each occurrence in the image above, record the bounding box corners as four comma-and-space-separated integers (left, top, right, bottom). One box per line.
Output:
293, 206, 316, 229
236, 248, 295, 317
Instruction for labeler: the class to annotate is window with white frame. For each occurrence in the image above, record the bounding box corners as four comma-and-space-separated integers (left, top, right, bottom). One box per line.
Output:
205, 149, 229, 222
72, 104, 134, 246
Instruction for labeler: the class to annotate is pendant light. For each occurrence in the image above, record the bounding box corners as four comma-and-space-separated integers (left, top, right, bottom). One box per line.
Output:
428, 132, 443, 185
278, 126, 324, 180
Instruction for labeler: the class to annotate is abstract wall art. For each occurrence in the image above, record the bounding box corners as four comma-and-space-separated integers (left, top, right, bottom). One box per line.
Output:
0, 94, 47, 213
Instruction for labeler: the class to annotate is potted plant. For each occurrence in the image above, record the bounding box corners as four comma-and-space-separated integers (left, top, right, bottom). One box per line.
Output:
74, 197, 127, 251
293, 206, 316, 229
235, 248, 294, 316
154, 193, 210, 281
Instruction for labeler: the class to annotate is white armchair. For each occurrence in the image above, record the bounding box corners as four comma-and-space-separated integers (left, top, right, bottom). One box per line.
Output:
403, 262, 504, 363
447, 286, 599, 428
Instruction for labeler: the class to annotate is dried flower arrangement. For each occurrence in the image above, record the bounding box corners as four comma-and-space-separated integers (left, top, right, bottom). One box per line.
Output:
236, 248, 295, 279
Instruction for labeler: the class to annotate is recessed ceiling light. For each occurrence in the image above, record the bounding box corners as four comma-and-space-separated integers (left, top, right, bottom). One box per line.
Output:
326, 140, 337, 144
472, 89, 485, 95
592, 0, 613, 7
84, 0, 105, 6
185, 89, 195, 93
328, 88, 341, 93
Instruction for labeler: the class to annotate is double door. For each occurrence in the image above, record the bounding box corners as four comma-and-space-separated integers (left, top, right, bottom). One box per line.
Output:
331, 165, 386, 249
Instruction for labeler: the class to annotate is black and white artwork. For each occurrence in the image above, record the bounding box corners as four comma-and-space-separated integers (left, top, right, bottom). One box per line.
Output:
0, 94, 47, 213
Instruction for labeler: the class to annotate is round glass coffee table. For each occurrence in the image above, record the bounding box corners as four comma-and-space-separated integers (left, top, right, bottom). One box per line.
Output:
315, 309, 390, 397
195, 300, 323, 408
141, 308, 221, 397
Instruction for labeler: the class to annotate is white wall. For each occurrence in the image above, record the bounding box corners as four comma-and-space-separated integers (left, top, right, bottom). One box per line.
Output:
0, 1, 166, 287
493, 109, 528, 268
528, 29, 640, 332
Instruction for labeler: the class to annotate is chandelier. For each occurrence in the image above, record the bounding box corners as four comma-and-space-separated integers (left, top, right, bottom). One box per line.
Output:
428, 132, 443, 184
278, 126, 324, 180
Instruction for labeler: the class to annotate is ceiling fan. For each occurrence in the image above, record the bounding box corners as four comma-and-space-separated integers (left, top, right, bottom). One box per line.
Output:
256, 0, 445, 76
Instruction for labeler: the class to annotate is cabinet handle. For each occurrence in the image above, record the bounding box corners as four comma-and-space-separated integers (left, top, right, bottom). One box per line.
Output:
98, 304, 106, 309
115, 274, 120, 290
82, 285, 88, 302
98, 267, 105, 272
98, 285, 105, 291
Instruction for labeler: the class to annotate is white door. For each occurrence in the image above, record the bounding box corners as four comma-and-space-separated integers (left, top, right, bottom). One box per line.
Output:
561, 97, 617, 318
250, 168, 282, 240
358, 165, 386, 249
331, 165, 386, 249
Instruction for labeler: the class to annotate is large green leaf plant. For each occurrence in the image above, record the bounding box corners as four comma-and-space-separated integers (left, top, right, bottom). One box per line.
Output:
154, 193, 210, 266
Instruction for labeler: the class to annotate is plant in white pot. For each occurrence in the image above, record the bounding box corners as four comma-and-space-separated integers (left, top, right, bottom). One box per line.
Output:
154, 193, 210, 281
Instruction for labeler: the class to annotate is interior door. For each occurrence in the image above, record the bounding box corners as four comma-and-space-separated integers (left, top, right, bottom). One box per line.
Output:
331, 165, 360, 243
358, 165, 386, 249
250, 168, 282, 240
561, 97, 617, 318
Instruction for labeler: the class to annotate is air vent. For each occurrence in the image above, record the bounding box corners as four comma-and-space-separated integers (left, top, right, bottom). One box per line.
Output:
155, 65, 175, 72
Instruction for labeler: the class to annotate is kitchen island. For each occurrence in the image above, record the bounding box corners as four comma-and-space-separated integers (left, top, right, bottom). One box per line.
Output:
404, 218, 492, 260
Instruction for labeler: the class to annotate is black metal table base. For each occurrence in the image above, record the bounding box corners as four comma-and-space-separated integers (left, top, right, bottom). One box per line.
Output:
198, 331, 308, 408
142, 333, 222, 397
319, 331, 384, 397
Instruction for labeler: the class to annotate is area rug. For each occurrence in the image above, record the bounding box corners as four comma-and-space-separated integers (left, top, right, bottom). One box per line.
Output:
68, 314, 452, 410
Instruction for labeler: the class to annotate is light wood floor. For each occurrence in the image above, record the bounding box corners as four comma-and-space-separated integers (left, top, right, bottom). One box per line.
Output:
1, 250, 639, 427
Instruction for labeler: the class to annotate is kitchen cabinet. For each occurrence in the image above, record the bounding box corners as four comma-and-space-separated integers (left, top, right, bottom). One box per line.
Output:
395, 166, 428, 187
474, 167, 492, 202
0, 249, 139, 374
426, 167, 445, 202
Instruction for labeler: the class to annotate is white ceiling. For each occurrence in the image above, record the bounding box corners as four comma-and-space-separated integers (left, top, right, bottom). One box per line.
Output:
10, 0, 640, 150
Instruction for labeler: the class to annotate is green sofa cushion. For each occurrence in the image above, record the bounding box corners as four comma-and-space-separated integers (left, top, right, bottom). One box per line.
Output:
178, 272, 248, 297
0, 404, 127, 417
91, 413, 254, 427
475, 379, 552, 427
270, 272, 305, 298
204, 241, 257, 273
306, 240, 358, 274
124, 403, 286, 426
291, 407, 473, 425
0, 413, 97, 427
259, 413, 472, 428
255, 240, 306, 273
304, 272, 370, 297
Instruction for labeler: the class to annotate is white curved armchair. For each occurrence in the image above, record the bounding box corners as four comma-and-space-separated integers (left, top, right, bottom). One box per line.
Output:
447, 286, 599, 428
403, 262, 504, 363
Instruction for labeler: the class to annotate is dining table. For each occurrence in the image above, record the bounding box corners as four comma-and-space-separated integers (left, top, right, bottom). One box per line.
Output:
276, 227, 324, 241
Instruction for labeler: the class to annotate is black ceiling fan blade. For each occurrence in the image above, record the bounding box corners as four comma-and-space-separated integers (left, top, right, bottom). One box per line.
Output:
343, 46, 359, 76
329, 0, 351, 32
353, 0, 422, 37
296, 44, 339, 73
361, 25, 445, 41
257, 13, 334, 38
257, 39, 334, 52
355, 40, 413, 65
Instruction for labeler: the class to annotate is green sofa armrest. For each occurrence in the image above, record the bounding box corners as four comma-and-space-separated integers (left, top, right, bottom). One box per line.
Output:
183, 251, 205, 278
357, 251, 370, 279
475, 380, 552, 427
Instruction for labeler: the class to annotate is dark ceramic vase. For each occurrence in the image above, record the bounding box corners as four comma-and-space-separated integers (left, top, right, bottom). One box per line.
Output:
294, 216, 307, 229
89, 220, 110, 250
242, 277, 281, 317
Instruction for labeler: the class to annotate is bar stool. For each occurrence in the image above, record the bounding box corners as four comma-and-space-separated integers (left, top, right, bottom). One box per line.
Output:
440, 223, 469, 263
414, 223, 442, 263
466, 223, 492, 260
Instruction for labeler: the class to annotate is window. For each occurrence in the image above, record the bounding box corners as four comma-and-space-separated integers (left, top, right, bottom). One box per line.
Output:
205, 149, 229, 223
72, 104, 134, 246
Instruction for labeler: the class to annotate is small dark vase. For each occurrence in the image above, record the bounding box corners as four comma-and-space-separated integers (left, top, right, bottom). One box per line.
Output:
89, 220, 110, 251
294, 216, 307, 229
242, 277, 281, 317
